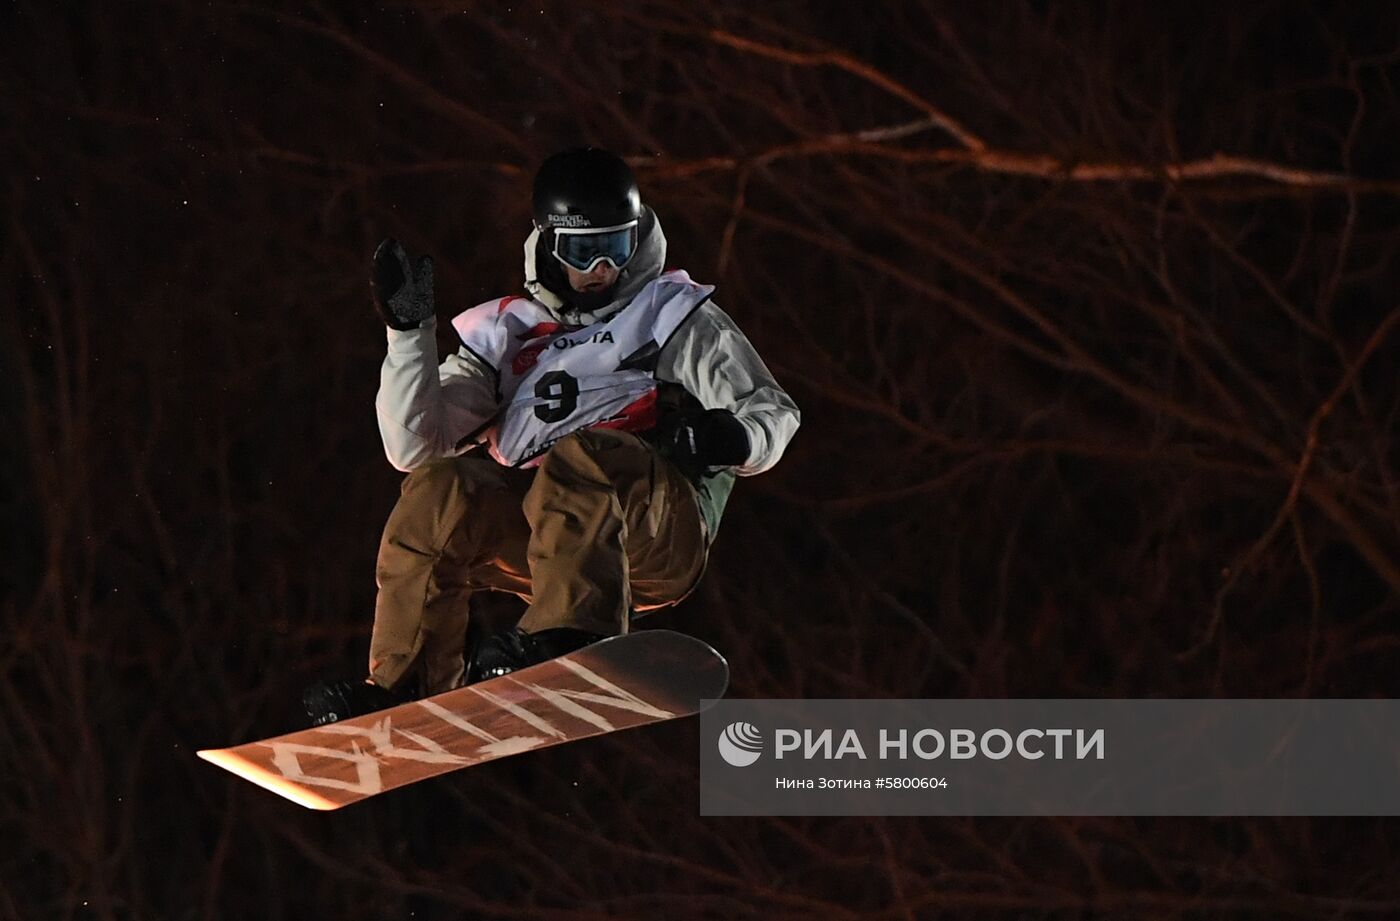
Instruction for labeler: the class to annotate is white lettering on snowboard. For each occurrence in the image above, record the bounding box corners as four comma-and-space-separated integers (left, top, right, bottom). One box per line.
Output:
261, 659, 676, 795
520, 658, 676, 731
416, 699, 501, 742
470, 685, 570, 741
268, 740, 384, 795
418, 697, 551, 759
319, 717, 468, 765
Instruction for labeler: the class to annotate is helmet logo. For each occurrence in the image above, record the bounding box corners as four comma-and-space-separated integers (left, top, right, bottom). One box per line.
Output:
546, 213, 592, 228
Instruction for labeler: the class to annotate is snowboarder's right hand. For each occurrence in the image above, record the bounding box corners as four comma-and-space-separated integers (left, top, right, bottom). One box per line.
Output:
371, 238, 436, 330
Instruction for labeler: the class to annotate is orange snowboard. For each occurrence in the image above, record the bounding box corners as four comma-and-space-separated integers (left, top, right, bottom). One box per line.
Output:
198, 630, 728, 810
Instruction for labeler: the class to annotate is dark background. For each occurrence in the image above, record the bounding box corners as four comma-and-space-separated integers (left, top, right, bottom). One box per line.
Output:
4, 1, 1400, 918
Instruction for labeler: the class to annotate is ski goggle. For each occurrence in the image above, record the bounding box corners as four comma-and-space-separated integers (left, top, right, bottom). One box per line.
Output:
548, 221, 639, 272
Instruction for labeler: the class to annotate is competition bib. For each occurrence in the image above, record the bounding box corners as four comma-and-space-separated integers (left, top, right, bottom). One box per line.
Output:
451, 270, 714, 467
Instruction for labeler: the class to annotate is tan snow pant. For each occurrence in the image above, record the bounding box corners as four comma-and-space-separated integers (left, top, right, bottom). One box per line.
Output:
367, 428, 709, 694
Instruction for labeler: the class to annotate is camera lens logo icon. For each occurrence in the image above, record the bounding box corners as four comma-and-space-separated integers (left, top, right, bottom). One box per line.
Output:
718, 721, 764, 767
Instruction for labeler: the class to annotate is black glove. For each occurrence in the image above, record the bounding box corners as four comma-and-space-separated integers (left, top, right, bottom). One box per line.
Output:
653, 408, 750, 474
371, 238, 435, 330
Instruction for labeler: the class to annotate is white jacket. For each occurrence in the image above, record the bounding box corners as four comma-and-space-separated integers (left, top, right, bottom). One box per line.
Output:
375, 211, 800, 476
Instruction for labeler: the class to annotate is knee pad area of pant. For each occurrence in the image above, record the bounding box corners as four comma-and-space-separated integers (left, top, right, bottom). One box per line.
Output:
544, 429, 650, 485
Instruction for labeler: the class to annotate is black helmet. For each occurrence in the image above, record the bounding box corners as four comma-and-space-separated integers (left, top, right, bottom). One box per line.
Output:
532, 147, 642, 232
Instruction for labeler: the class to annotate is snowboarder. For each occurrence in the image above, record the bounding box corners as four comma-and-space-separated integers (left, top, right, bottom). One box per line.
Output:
303, 147, 799, 726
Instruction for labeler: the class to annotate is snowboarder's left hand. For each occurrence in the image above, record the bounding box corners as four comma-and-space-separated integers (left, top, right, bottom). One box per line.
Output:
654, 408, 750, 473
371, 238, 436, 330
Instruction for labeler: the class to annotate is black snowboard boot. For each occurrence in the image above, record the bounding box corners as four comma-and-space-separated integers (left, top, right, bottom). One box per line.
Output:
302, 678, 407, 727
467, 627, 607, 684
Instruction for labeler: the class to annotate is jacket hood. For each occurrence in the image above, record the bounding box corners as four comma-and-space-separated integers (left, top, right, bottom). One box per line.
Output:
524, 205, 668, 325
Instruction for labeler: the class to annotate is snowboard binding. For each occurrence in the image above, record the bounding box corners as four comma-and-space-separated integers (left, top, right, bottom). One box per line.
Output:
467, 626, 607, 683
301, 678, 407, 727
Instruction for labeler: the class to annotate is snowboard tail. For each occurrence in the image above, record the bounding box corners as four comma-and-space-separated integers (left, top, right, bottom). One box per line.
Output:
198, 630, 728, 810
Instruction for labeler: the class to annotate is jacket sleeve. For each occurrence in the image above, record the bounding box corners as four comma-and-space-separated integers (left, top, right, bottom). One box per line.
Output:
375, 318, 499, 472
655, 300, 800, 476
